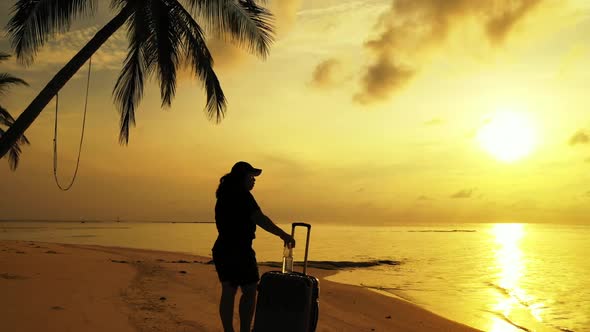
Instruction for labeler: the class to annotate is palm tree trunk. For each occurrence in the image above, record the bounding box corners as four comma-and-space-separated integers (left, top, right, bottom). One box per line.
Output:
0, 8, 131, 159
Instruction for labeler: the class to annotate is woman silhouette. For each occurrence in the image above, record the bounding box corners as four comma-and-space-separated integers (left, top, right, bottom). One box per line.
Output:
212, 161, 295, 332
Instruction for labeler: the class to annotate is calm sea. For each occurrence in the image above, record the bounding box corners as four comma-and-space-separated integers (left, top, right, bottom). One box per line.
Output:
0, 221, 587, 332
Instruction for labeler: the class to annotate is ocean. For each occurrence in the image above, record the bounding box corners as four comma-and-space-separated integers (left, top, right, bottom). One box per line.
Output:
1, 221, 587, 332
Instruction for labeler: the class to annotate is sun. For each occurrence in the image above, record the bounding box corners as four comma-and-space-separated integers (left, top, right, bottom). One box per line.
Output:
477, 110, 537, 163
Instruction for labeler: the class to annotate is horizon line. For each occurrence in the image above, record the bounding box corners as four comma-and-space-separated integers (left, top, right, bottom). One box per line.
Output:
0, 218, 214, 224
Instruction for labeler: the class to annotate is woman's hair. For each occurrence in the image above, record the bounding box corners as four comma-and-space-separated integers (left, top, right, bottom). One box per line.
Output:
216, 173, 245, 198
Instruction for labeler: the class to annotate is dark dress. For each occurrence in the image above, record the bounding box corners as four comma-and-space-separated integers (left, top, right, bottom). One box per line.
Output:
212, 189, 261, 286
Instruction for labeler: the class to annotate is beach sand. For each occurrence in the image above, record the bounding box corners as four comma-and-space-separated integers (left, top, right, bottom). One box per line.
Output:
0, 240, 481, 331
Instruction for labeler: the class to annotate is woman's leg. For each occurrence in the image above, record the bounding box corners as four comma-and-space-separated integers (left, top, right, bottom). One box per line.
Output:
239, 282, 258, 332
220, 282, 238, 332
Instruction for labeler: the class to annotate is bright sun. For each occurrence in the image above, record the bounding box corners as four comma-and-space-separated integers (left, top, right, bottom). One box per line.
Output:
477, 111, 537, 163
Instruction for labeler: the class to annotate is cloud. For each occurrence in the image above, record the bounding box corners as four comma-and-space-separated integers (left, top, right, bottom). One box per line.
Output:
270, 0, 303, 36
569, 129, 589, 146
355, 0, 545, 104
417, 195, 432, 200
450, 189, 474, 198
485, 0, 543, 45
353, 55, 414, 104
423, 118, 444, 126
310, 58, 340, 89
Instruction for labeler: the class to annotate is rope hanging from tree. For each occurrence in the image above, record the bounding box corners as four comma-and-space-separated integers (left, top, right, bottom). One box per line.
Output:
53, 57, 92, 191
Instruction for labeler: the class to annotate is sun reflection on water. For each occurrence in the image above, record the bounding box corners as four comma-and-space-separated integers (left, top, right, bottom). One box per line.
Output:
488, 223, 540, 332
493, 224, 524, 293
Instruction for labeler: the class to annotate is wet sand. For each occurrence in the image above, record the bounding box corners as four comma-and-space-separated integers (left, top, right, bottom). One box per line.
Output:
0, 240, 481, 331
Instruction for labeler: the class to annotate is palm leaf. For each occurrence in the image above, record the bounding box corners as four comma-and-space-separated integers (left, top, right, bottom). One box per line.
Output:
0, 105, 16, 127
0, 106, 29, 145
0, 52, 11, 62
146, 0, 182, 107
0, 52, 30, 169
235, 0, 274, 55
0, 73, 29, 95
6, 0, 97, 64
0, 53, 29, 95
7, 134, 23, 171
0, 106, 30, 171
171, 0, 226, 122
113, 1, 148, 144
183, 0, 274, 58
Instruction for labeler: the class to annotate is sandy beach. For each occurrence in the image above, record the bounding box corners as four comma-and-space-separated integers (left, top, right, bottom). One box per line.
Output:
0, 240, 481, 331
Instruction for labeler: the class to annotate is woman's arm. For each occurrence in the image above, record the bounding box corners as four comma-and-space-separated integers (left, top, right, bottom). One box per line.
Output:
251, 209, 295, 247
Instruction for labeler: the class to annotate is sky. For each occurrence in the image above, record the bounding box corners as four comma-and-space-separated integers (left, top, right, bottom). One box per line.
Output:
1, 0, 590, 225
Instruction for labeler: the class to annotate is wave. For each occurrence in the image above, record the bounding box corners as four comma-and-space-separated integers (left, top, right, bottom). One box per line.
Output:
259, 259, 401, 270
486, 281, 532, 308
483, 309, 532, 332
485, 282, 576, 332
359, 284, 415, 302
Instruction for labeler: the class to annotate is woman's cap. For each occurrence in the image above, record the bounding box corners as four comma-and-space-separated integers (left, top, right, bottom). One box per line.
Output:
231, 161, 262, 176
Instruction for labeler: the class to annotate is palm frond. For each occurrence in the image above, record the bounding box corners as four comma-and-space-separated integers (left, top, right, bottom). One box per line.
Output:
0, 105, 16, 127
0, 127, 17, 170
0, 52, 11, 62
0, 73, 29, 95
113, 2, 148, 144
8, 143, 22, 170
0, 107, 29, 171
0, 106, 30, 144
183, 0, 274, 58
0, 53, 29, 95
146, 0, 182, 107
0, 58, 30, 170
17, 132, 30, 145
236, 0, 274, 55
6, 0, 97, 65
172, 0, 226, 122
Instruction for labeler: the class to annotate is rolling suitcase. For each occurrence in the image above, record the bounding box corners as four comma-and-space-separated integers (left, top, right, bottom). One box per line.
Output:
253, 222, 319, 332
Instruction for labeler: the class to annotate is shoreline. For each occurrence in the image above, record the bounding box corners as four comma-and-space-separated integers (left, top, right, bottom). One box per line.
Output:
0, 240, 481, 331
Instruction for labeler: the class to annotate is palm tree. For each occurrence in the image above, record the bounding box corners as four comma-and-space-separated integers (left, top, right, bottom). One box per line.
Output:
0, 52, 30, 170
0, 0, 274, 159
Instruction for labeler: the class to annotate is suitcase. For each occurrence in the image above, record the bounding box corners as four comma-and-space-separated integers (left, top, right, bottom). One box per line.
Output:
253, 222, 320, 332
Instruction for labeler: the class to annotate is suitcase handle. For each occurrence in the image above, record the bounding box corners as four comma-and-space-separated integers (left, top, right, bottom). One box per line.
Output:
290, 222, 311, 275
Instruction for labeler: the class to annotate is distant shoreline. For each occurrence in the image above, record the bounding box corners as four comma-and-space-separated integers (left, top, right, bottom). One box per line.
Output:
0, 219, 214, 224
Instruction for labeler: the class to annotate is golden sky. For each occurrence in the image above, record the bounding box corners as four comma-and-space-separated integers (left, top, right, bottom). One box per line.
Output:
1, 0, 590, 224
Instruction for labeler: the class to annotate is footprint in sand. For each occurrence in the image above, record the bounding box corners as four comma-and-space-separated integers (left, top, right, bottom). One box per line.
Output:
0, 273, 28, 280
110, 259, 129, 264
